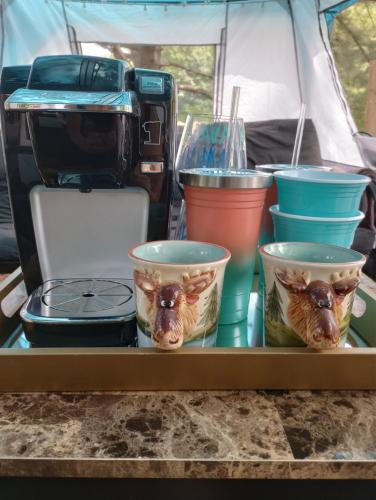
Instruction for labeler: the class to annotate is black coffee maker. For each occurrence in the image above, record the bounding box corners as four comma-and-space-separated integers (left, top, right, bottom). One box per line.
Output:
1, 55, 176, 347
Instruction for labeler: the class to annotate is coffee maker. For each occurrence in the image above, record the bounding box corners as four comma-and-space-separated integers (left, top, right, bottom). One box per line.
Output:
1, 55, 176, 347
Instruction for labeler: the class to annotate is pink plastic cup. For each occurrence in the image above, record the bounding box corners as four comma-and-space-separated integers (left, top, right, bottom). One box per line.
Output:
179, 169, 272, 324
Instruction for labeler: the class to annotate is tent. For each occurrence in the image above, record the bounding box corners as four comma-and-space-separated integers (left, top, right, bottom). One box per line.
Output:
0, 0, 364, 165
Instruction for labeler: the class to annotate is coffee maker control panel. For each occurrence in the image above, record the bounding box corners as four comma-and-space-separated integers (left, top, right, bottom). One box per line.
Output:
133, 68, 174, 175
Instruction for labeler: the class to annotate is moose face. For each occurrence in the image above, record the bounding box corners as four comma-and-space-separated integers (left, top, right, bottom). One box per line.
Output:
275, 270, 360, 349
154, 283, 187, 349
134, 269, 216, 350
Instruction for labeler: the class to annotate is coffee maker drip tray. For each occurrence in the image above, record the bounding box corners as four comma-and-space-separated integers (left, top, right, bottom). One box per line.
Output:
20, 279, 137, 347
40, 279, 133, 317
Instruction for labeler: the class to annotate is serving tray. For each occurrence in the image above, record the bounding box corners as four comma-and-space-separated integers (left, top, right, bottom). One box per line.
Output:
0, 268, 375, 392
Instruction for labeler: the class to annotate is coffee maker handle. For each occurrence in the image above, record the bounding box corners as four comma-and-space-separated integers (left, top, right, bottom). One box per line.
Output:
4, 88, 140, 115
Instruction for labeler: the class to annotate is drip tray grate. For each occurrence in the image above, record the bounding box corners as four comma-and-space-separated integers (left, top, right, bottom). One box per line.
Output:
22, 278, 136, 321
42, 279, 133, 314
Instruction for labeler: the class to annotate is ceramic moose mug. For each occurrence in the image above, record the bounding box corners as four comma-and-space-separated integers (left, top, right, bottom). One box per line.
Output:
259, 242, 366, 349
129, 240, 231, 350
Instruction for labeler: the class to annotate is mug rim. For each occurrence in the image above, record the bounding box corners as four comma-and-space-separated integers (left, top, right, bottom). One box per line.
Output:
128, 240, 231, 267
259, 241, 366, 268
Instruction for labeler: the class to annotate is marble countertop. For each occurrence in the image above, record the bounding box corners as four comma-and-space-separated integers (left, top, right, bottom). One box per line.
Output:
0, 390, 375, 479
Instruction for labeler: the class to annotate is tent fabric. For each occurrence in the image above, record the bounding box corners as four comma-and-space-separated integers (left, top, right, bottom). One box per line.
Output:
222, 0, 361, 164
221, 2, 301, 121
245, 118, 322, 167
293, 0, 360, 164
0, 0, 71, 66
65, 2, 225, 45
0, 0, 364, 165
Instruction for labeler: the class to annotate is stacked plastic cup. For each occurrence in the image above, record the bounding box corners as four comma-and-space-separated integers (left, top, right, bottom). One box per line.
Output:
271, 169, 370, 248
255, 164, 332, 247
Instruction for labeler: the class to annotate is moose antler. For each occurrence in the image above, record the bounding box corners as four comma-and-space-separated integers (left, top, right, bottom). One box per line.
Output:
330, 269, 361, 297
275, 268, 310, 294
330, 268, 359, 283
134, 269, 161, 302
182, 270, 216, 295
333, 276, 360, 296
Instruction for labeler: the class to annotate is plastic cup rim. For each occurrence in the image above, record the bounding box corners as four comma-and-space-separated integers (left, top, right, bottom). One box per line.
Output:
255, 164, 331, 174
179, 168, 273, 189
269, 205, 365, 222
274, 170, 370, 184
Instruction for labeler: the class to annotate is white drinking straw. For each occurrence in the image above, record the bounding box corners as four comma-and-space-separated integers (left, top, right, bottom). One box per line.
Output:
226, 86, 241, 171
291, 102, 307, 168
175, 199, 186, 240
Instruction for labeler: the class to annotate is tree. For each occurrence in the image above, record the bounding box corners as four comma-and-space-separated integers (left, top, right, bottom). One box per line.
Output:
199, 284, 218, 328
265, 282, 284, 324
331, 1, 376, 133
161, 45, 214, 122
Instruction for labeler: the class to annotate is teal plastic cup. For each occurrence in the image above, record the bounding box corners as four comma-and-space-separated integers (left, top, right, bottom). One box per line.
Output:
270, 205, 364, 248
216, 319, 248, 347
256, 164, 332, 247
274, 170, 370, 217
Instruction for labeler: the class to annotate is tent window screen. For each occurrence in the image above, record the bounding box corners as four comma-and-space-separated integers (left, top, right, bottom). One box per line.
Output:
81, 43, 216, 123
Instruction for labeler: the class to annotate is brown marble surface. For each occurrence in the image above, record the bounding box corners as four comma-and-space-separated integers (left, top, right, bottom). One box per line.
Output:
0, 390, 375, 479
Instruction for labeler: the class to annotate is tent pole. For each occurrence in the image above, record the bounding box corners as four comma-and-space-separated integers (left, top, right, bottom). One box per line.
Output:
0, 0, 5, 70
60, 0, 80, 55
287, 0, 304, 105
365, 59, 376, 136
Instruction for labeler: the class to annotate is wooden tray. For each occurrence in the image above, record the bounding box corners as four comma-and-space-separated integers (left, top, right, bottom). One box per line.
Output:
0, 268, 375, 392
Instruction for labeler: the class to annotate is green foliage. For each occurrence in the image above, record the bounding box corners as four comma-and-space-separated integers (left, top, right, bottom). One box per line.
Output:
331, 1, 376, 131
161, 45, 215, 123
